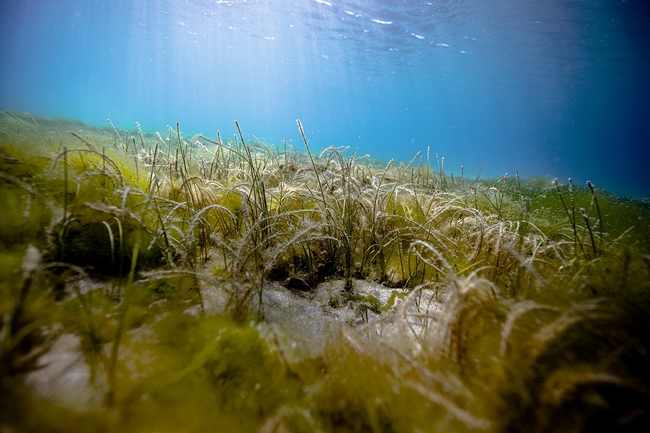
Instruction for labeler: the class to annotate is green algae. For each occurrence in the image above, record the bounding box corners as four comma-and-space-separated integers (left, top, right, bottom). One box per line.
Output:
1, 111, 650, 432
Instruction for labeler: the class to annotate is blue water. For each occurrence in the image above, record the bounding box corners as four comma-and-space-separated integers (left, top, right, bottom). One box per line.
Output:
1, 0, 649, 197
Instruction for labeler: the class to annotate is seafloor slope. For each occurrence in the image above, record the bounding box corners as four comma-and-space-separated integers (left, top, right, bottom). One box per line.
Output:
1, 112, 649, 432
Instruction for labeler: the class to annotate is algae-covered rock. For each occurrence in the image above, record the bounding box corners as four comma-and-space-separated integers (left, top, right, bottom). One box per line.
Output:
55, 217, 163, 276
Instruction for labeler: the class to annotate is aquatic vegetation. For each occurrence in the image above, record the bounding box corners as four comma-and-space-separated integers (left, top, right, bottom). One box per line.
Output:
1, 111, 649, 432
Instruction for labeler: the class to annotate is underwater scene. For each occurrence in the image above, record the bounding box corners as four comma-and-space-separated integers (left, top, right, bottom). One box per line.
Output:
1, 1, 650, 432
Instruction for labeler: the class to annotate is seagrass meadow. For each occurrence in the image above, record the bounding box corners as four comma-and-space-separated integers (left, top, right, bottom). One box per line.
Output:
1, 111, 649, 432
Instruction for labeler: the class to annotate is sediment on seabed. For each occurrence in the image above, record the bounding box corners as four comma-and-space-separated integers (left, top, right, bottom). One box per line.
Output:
1, 111, 649, 432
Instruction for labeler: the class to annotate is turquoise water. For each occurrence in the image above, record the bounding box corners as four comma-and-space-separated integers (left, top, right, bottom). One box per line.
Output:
0, 0, 648, 197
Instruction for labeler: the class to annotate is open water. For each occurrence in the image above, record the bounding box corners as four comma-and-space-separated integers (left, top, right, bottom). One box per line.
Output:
1, 0, 649, 197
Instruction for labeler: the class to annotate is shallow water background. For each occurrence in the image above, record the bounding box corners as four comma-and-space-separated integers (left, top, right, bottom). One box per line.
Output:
0, 0, 649, 197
